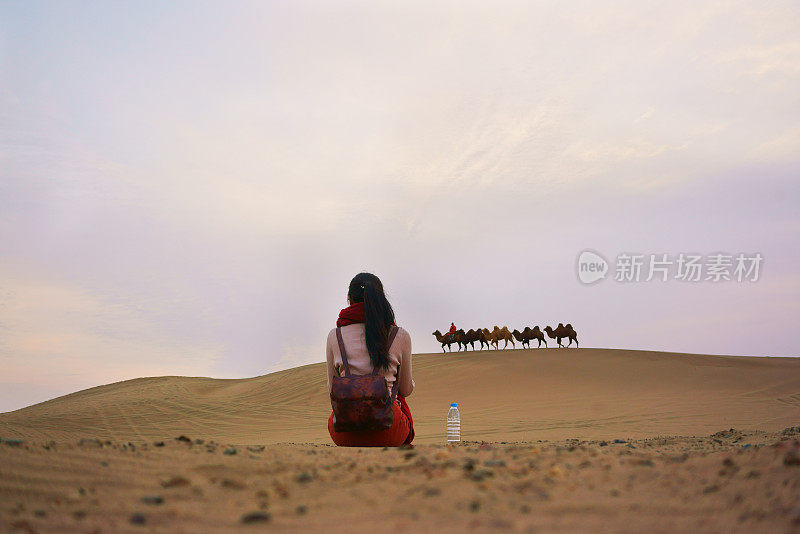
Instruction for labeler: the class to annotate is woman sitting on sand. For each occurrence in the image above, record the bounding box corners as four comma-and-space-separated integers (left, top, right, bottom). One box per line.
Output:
327, 272, 415, 446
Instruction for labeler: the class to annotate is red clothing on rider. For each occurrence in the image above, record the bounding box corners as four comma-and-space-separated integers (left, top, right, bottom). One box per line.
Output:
448, 323, 457, 334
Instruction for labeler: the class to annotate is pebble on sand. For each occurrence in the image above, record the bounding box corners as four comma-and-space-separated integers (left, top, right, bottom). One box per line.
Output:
160, 476, 190, 488
468, 469, 494, 481
130, 513, 146, 525
548, 465, 565, 478
240, 511, 271, 524
221, 479, 245, 490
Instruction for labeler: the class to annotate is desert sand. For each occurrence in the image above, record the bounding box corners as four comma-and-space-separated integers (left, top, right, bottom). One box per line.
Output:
1, 348, 799, 532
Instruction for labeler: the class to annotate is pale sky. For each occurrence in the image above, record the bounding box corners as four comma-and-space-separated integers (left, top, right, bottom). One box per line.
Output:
1, 1, 799, 413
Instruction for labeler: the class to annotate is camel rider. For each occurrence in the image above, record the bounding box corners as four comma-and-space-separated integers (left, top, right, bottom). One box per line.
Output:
448, 322, 457, 342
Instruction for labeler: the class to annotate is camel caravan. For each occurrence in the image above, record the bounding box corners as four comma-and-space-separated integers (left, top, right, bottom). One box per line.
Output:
432, 324, 579, 352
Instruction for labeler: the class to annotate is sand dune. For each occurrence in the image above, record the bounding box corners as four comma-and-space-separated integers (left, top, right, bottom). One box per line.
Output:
2, 348, 799, 444
2, 348, 800, 532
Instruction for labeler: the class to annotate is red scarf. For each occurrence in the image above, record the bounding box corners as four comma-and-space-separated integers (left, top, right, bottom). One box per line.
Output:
335, 302, 414, 444
336, 302, 365, 327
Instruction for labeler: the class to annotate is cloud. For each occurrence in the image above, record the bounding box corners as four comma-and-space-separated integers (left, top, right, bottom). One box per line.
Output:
749, 125, 800, 162
0, 0, 798, 412
264, 342, 325, 376
0, 261, 223, 399
635, 108, 655, 123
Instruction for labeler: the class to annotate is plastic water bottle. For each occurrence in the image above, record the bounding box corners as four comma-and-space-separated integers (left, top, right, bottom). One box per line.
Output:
446, 403, 461, 442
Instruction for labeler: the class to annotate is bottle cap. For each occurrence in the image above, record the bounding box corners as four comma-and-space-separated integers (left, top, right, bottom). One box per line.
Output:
450, 403, 457, 407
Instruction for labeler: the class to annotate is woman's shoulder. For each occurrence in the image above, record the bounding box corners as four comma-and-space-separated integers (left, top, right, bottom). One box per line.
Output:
393, 326, 412, 346
327, 325, 409, 344
327, 324, 365, 344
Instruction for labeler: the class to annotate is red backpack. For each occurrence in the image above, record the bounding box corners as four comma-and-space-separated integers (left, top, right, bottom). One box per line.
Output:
330, 326, 399, 432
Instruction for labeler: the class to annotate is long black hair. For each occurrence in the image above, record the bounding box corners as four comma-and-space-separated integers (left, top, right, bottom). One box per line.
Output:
348, 272, 395, 370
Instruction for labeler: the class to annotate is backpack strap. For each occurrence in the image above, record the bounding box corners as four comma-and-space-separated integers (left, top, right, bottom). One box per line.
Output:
335, 327, 351, 377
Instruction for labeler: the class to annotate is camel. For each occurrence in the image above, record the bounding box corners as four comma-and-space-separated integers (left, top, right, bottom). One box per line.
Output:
452, 329, 470, 351
523, 326, 547, 348
563, 324, 578, 347
477, 328, 491, 350
432, 330, 457, 352
482, 326, 514, 350
512, 329, 530, 349
491, 326, 515, 350
481, 328, 497, 350
543, 323, 579, 348
458, 328, 483, 351
449, 329, 487, 351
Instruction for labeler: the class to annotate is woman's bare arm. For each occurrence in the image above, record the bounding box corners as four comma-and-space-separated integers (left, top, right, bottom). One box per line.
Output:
397, 327, 414, 397
326, 329, 336, 394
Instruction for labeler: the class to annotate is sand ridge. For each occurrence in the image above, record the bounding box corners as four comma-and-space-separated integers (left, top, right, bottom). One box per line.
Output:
1, 348, 799, 444
1, 348, 799, 532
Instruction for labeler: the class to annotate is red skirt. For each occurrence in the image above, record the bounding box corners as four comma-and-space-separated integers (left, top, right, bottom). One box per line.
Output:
328, 397, 414, 447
